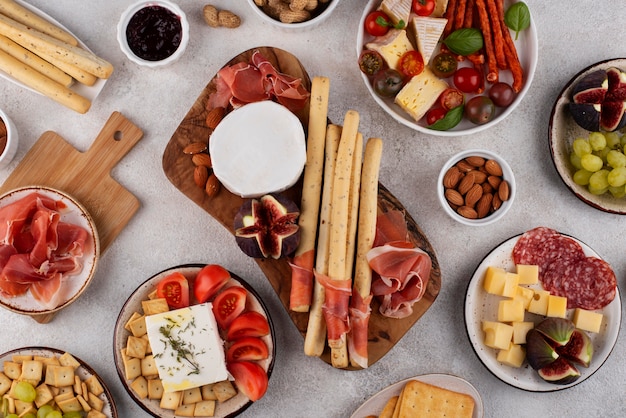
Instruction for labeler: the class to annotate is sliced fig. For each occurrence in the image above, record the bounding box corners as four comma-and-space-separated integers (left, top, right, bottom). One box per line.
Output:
556, 329, 593, 368
525, 329, 559, 370
234, 193, 300, 259
538, 357, 581, 385
534, 317, 575, 347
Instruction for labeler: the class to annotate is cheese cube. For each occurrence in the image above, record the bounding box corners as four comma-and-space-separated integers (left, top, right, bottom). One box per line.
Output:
482, 321, 514, 350
527, 290, 550, 316
379, 0, 412, 26
573, 308, 604, 333
365, 29, 414, 70
512, 321, 534, 344
546, 295, 568, 318
513, 286, 534, 310
497, 299, 525, 323
483, 266, 507, 295
411, 16, 448, 64
502, 272, 520, 298
394, 67, 448, 121
516, 264, 539, 285
497, 343, 526, 368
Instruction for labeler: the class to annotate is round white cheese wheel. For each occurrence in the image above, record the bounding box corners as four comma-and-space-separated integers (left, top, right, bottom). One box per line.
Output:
209, 101, 306, 198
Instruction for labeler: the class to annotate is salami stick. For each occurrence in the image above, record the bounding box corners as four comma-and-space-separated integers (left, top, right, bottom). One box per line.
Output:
496, 0, 524, 92
463, 0, 474, 28
475, 0, 498, 83
454, 0, 467, 31
443, 0, 457, 36
486, 0, 506, 69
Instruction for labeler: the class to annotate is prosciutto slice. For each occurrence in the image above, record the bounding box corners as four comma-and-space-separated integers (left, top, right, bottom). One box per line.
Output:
288, 250, 315, 311
347, 290, 372, 369
315, 271, 351, 346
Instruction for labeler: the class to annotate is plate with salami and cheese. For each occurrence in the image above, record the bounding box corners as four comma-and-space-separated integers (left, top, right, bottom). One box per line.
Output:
464, 227, 621, 392
356, 0, 538, 136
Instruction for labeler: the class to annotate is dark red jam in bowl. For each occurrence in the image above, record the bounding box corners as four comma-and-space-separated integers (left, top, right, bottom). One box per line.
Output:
126, 5, 182, 61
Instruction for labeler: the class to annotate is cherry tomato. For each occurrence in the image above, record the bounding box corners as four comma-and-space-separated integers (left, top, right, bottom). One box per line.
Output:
228, 361, 268, 402
431, 52, 458, 78
426, 107, 447, 125
156, 272, 189, 309
488, 82, 516, 107
364, 11, 392, 36
412, 0, 435, 16
398, 50, 424, 78
465, 96, 496, 125
226, 311, 270, 340
358, 50, 385, 77
438, 88, 464, 111
372, 68, 405, 98
212, 286, 247, 329
194, 264, 231, 303
453, 67, 482, 93
226, 337, 269, 362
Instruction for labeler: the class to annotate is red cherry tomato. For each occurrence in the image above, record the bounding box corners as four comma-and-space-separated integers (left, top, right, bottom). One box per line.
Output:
453, 67, 482, 93
212, 286, 247, 329
226, 311, 270, 341
398, 50, 424, 78
412, 0, 435, 16
228, 361, 268, 402
426, 107, 447, 125
194, 264, 231, 303
438, 88, 464, 111
226, 337, 269, 362
364, 11, 392, 37
156, 272, 189, 309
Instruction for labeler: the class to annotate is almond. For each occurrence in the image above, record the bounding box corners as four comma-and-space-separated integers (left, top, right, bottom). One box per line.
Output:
457, 206, 478, 219
456, 160, 475, 173
194, 165, 209, 188
205, 173, 221, 197
492, 194, 502, 211
205, 106, 225, 129
482, 182, 494, 194
464, 184, 483, 207
476, 193, 493, 218
465, 156, 485, 168
487, 175, 502, 189
498, 180, 510, 201
183, 141, 208, 155
471, 169, 488, 184
445, 188, 464, 206
485, 159, 503, 176
443, 166, 462, 189
457, 171, 476, 195
192, 153, 212, 168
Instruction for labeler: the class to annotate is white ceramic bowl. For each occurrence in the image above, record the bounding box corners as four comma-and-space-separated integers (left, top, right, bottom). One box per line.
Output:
247, 0, 339, 31
117, 0, 189, 68
0, 108, 18, 169
437, 149, 516, 226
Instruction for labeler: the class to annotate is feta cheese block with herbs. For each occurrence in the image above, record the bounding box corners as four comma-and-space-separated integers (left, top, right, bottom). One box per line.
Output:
145, 302, 229, 392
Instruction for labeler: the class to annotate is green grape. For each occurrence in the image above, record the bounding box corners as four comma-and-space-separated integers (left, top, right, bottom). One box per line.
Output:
609, 185, 626, 198
594, 146, 611, 161
606, 131, 621, 148
572, 138, 592, 157
569, 153, 582, 169
606, 149, 626, 168
37, 405, 54, 418
6, 414, 19, 418
14, 381, 37, 402
62, 413, 82, 418
580, 153, 604, 172
45, 411, 63, 418
608, 167, 626, 187
573, 169, 593, 185
589, 169, 610, 194
589, 131, 607, 151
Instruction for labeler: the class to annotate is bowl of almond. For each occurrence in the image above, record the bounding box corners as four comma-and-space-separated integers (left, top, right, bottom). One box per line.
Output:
438, 149, 516, 226
247, 0, 339, 30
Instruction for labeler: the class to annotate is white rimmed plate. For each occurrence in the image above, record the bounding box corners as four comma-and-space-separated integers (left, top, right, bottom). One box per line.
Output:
465, 233, 621, 391
351, 373, 484, 418
356, 0, 538, 136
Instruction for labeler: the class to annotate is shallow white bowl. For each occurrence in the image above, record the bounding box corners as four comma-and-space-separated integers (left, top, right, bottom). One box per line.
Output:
247, 0, 339, 31
437, 149, 516, 226
117, 0, 189, 68
0, 108, 18, 169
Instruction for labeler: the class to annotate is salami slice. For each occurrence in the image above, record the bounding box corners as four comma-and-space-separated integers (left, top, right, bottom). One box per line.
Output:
512, 227, 560, 266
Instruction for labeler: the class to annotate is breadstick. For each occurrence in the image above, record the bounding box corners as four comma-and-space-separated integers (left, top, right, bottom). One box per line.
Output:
0, 0, 78, 45
0, 48, 90, 113
345, 132, 363, 280
290, 76, 330, 313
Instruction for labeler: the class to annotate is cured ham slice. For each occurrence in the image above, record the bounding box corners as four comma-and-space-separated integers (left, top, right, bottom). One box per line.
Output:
288, 250, 314, 311
347, 290, 372, 369
315, 271, 351, 346
372, 209, 409, 248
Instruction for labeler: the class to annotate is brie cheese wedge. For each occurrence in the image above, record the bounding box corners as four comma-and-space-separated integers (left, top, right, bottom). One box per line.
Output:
411, 16, 448, 64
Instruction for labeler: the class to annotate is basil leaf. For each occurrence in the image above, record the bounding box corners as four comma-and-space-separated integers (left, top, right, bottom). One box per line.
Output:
505, 2, 531, 41
429, 106, 464, 131
442, 28, 483, 56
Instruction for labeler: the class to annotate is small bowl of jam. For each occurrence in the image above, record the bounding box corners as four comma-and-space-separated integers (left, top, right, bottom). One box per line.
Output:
117, 0, 189, 68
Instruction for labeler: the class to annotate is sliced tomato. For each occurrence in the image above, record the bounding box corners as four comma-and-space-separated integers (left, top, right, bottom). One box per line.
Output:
426, 107, 447, 125
156, 272, 190, 309
398, 50, 424, 78
212, 286, 247, 329
226, 311, 270, 341
194, 264, 231, 303
228, 361, 268, 402
438, 88, 464, 111
226, 337, 269, 362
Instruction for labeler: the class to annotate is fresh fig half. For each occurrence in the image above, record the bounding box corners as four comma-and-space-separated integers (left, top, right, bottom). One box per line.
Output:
234, 193, 300, 259
525, 329, 559, 370
537, 357, 581, 385
534, 317, 575, 347
556, 329, 593, 368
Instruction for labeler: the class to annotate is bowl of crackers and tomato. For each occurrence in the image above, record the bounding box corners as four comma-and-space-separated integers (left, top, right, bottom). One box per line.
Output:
247, 0, 340, 31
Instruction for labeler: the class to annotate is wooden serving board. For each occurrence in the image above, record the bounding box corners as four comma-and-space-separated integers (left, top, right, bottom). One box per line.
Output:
162, 47, 441, 369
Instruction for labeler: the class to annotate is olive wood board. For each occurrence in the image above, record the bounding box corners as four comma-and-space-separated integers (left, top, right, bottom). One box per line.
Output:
162, 47, 441, 369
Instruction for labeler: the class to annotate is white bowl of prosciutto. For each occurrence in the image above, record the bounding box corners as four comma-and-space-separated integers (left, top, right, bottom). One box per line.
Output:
0, 186, 99, 318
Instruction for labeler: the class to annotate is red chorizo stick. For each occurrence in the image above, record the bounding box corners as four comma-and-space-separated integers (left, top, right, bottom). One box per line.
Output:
475, 0, 498, 83
463, 0, 474, 28
486, 0, 506, 70
496, 0, 524, 92
443, 0, 458, 36
454, 0, 467, 31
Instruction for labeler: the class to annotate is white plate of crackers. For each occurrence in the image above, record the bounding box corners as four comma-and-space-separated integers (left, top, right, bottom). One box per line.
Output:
351, 374, 483, 418
0, 346, 118, 417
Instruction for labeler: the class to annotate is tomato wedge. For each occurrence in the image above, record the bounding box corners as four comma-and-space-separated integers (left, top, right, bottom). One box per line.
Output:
228, 361, 268, 402
212, 286, 247, 329
226, 337, 269, 362
194, 264, 231, 303
398, 50, 424, 78
226, 311, 270, 341
156, 272, 189, 309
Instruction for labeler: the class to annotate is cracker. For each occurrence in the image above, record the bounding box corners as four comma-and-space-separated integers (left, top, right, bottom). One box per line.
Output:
396, 380, 475, 418
174, 403, 195, 416
142, 298, 169, 315
0, 372, 12, 396
379, 395, 398, 418
45, 365, 75, 387
182, 387, 203, 405
59, 352, 81, 369
212, 380, 237, 402
140, 355, 158, 378
130, 376, 148, 399
84, 375, 104, 396
148, 378, 164, 400
193, 399, 216, 416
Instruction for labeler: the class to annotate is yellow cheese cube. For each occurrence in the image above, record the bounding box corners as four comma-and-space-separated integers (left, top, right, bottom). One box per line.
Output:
512, 321, 534, 344
497, 343, 526, 368
513, 286, 534, 310
516, 264, 539, 285
394, 67, 448, 121
482, 321, 514, 350
483, 266, 507, 295
497, 299, 525, 323
546, 295, 568, 318
573, 308, 604, 333
502, 272, 520, 298
527, 290, 550, 316
365, 29, 414, 70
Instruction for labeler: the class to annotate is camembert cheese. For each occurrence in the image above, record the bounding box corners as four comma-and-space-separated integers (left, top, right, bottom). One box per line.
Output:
394, 67, 448, 121
145, 303, 228, 393
366, 29, 414, 70
379, 0, 411, 26
411, 16, 448, 64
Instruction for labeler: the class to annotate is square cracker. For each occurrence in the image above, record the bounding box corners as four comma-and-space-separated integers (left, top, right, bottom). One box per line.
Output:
380, 395, 398, 418
396, 380, 475, 418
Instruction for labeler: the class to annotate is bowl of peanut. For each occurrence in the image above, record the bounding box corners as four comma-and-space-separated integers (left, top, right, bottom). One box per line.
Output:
437, 149, 516, 226
247, 0, 339, 30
